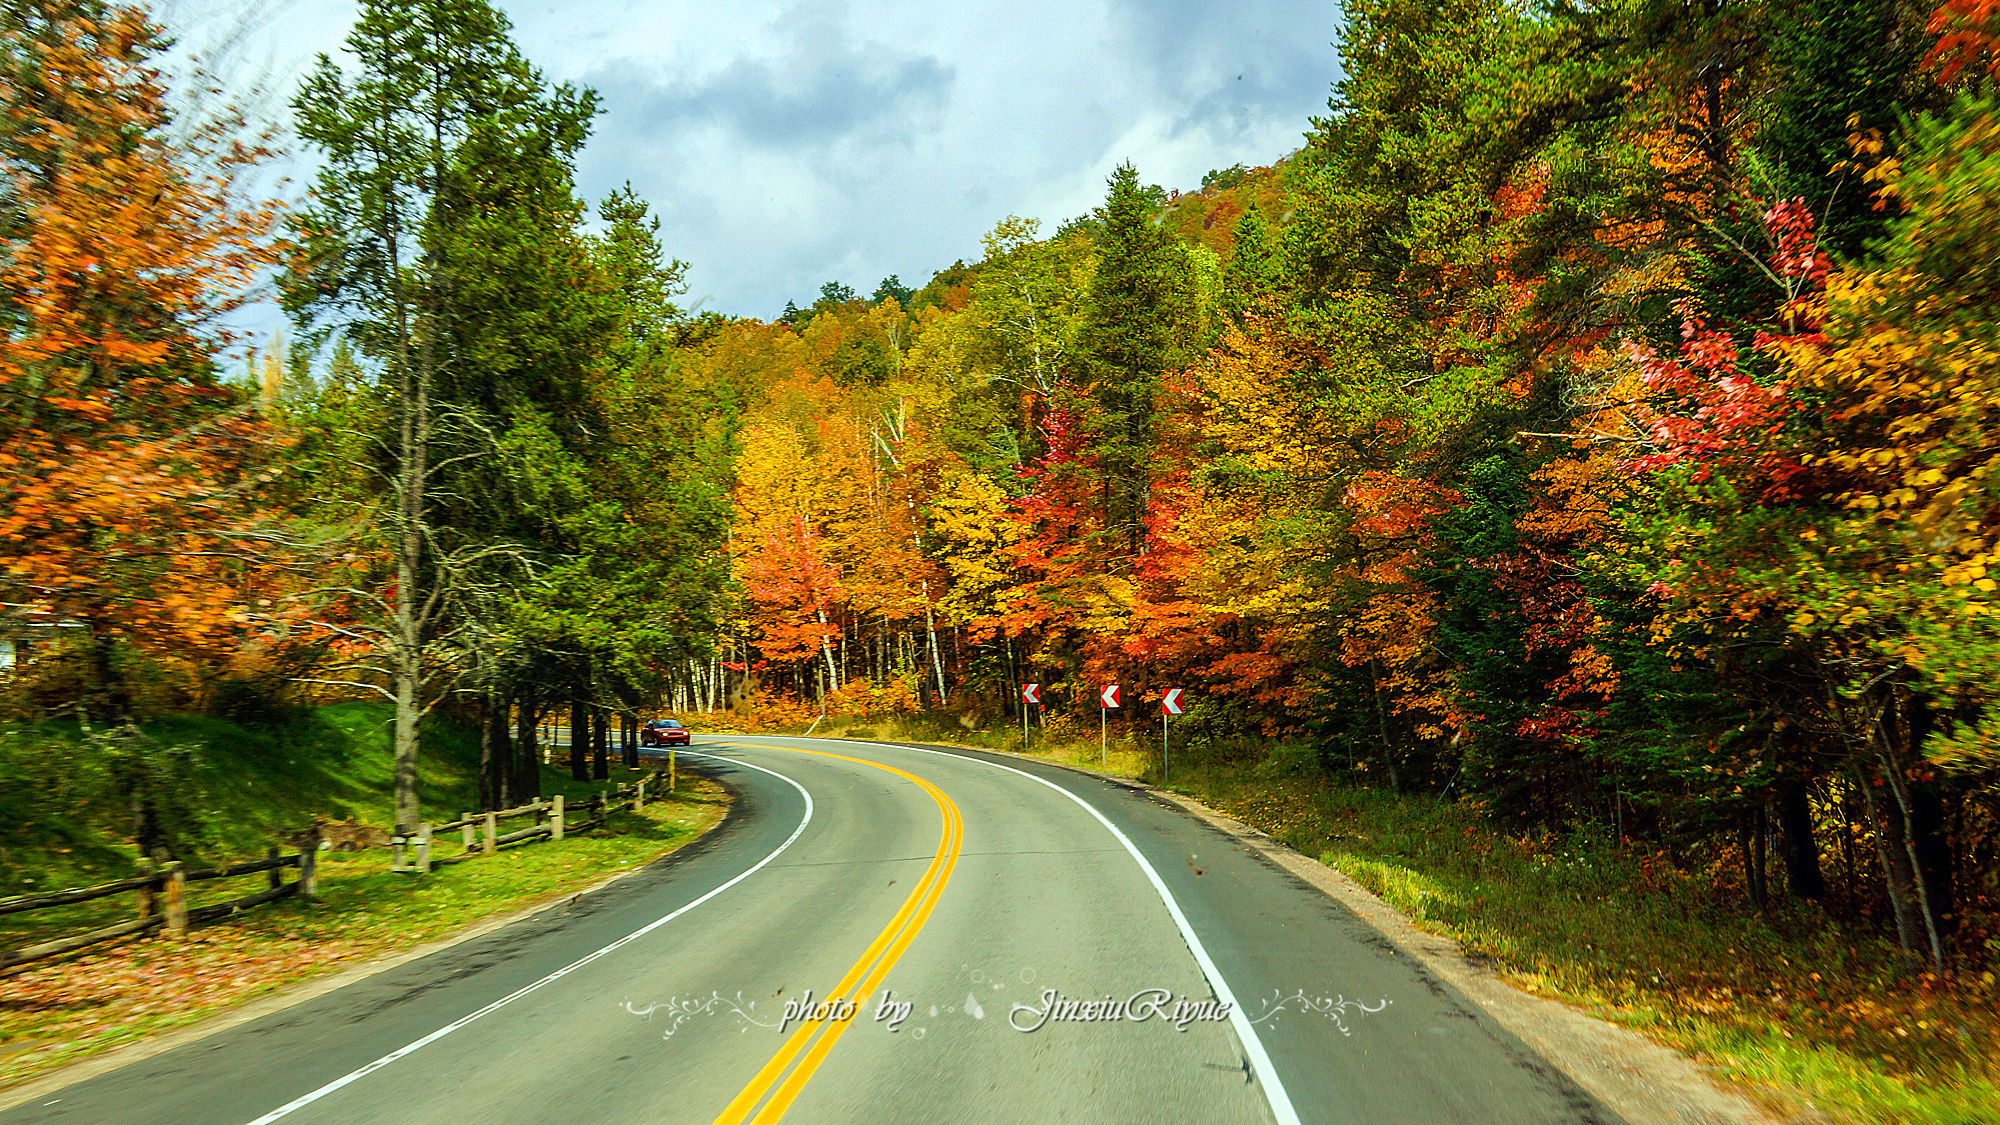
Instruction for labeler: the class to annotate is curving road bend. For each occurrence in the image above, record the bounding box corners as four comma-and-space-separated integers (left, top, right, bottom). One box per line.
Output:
2, 737, 1620, 1125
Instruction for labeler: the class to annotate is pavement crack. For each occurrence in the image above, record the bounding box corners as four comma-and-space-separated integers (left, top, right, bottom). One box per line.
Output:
1202, 1058, 1254, 1084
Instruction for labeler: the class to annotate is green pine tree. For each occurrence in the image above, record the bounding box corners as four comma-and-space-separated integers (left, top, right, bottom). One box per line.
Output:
1075, 162, 1180, 557
283, 0, 601, 830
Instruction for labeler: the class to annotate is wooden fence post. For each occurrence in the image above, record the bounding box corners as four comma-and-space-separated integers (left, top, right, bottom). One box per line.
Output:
267, 846, 282, 891
552, 795, 564, 841
391, 835, 406, 872
417, 823, 432, 874
483, 811, 497, 856
164, 864, 187, 937
462, 812, 474, 852
636, 777, 646, 810
135, 857, 155, 920
298, 847, 317, 901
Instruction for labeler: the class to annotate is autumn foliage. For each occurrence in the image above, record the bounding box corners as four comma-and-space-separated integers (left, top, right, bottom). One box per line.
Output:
707, 0, 2000, 1001
0, 3, 286, 716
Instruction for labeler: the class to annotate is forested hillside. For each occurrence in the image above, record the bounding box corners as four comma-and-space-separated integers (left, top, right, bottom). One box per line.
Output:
715, 0, 2000, 981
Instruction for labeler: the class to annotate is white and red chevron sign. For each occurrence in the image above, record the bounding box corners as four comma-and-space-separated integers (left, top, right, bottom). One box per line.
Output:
1020, 683, 1040, 704
1099, 684, 1121, 709
1160, 688, 1184, 715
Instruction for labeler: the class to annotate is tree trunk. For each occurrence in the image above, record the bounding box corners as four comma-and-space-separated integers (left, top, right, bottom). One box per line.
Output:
389, 206, 429, 838
592, 706, 608, 780
924, 590, 947, 708
1775, 776, 1826, 900
1370, 659, 1401, 794
1877, 747, 1948, 968
1838, 780, 1859, 912
1904, 699, 1957, 940
1740, 807, 1767, 909
95, 625, 154, 857
130, 778, 162, 864
88, 624, 132, 723
486, 695, 512, 809
1859, 757, 1925, 962
1878, 688, 1947, 968
1004, 638, 1017, 720
391, 642, 421, 835
569, 698, 588, 781
515, 688, 540, 800
621, 712, 638, 768
815, 609, 839, 691
478, 695, 495, 812
1911, 785, 1956, 939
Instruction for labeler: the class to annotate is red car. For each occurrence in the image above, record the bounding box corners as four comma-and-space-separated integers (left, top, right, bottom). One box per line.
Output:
641, 718, 690, 747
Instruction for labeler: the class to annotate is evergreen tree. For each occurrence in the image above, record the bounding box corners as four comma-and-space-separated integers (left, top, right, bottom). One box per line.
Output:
1075, 162, 1179, 556
872, 275, 914, 306
283, 0, 600, 831
598, 182, 689, 350
1222, 203, 1278, 316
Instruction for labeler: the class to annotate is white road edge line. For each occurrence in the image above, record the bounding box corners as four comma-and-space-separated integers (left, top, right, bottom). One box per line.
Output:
243, 751, 813, 1125
758, 736, 1304, 1125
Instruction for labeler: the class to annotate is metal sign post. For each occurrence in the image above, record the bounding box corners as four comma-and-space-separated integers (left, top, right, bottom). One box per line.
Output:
1160, 688, 1184, 783
1020, 683, 1040, 751
1098, 684, 1120, 765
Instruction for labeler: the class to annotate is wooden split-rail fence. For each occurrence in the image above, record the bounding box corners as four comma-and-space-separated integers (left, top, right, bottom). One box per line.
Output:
386, 769, 669, 873
1, 767, 679, 974
0, 848, 316, 974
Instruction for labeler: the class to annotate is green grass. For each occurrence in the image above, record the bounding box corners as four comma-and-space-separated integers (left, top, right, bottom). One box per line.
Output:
0, 703, 483, 898
2, 704, 490, 945
0, 704, 726, 947
0, 703, 736, 1091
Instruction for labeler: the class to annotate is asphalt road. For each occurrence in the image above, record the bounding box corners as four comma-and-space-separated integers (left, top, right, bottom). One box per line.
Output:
4, 737, 1621, 1125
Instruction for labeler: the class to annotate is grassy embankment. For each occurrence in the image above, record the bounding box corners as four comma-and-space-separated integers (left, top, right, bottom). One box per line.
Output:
775, 709, 1998, 1125
0, 703, 728, 1091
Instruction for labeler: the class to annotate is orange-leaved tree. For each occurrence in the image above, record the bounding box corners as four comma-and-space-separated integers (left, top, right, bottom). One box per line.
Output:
0, 1, 284, 722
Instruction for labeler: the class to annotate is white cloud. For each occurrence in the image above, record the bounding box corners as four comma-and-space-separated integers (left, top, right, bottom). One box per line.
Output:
160, 0, 1341, 328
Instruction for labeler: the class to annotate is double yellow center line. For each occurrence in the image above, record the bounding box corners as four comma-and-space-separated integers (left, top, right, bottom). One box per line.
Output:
709, 745, 963, 1125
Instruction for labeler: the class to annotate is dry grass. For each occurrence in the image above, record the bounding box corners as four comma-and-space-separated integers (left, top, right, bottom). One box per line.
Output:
1168, 760, 2000, 1125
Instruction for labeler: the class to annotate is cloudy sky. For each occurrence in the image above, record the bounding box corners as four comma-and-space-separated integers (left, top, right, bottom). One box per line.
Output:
163, 0, 1342, 324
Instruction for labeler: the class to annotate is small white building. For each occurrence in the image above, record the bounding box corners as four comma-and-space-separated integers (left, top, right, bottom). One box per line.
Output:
0, 611, 81, 675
